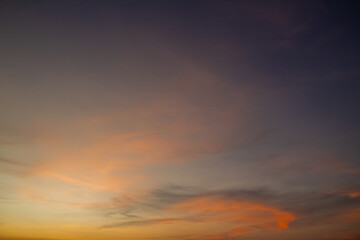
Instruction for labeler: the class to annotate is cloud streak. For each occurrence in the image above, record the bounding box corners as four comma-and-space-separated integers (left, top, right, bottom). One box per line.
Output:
97, 185, 360, 239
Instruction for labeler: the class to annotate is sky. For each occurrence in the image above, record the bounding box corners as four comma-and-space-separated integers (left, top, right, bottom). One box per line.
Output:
0, 1, 360, 239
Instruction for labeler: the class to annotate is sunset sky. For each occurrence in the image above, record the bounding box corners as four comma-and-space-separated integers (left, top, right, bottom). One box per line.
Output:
1, 1, 360, 240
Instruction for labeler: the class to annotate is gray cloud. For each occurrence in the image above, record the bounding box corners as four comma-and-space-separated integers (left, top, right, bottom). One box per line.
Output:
0, 157, 32, 167
100, 218, 182, 229
99, 184, 360, 234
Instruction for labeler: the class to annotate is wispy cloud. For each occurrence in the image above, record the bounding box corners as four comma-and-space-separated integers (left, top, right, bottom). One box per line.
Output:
0, 157, 32, 167
97, 185, 360, 239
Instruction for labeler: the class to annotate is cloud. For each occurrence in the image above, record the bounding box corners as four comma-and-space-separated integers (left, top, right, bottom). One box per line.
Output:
4, 58, 267, 212
169, 195, 295, 234
0, 238, 65, 240
99, 186, 295, 238
322, 234, 360, 240
97, 185, 360, 239
0, 157, 32, 167
101, 218, 182, 229
0, 156, 35, 178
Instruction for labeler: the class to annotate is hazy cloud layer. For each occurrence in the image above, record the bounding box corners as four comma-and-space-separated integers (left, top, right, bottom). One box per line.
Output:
0, 1, 359, 239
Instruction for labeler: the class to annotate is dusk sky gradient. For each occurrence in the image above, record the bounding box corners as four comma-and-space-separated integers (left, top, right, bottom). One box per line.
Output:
0, 1, 360, 240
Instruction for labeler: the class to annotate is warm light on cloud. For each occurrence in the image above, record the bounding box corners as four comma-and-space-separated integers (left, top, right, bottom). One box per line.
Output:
1, 1, 359, 240
169, 195, 296, 236
331, 190, 360, 199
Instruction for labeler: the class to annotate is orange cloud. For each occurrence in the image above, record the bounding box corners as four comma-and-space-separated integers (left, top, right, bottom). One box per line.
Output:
339, 208, 360, 223
20, 83, 257, 202
323, 232, 360, 240
331, 190, 360, 199
168, 195, 296, 237
348, 192, 360, 198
